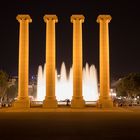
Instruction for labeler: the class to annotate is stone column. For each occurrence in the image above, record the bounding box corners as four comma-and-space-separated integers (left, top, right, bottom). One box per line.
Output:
43, 15, 58, 108
97, 15, 113, 108
71, 15, 85, 108
14, 15, 32, 108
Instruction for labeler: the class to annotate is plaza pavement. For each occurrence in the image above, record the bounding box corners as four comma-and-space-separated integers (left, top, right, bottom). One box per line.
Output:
0, 106, 140, 140
0, 106, 140, 112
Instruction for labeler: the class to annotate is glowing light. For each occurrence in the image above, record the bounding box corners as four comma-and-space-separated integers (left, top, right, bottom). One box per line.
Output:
37, 62, 99, 101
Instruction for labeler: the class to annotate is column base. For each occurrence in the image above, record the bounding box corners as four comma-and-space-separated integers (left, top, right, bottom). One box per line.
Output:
43, 97, 57, 108
71, 97, 85, 108
13, 97, 30, 108
97, 98, 113, 108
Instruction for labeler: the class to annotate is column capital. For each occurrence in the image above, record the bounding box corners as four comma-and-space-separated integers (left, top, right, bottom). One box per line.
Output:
71, 15, 85, 23
16, 14, 32, 23
96, 15, 112, 23
43, 15, 58, 23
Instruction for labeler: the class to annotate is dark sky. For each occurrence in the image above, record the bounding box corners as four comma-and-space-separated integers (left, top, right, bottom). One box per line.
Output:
0, 0, 140, 80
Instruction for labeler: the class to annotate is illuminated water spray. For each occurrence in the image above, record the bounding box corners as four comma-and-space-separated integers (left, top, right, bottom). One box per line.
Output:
37, 62, 99, 101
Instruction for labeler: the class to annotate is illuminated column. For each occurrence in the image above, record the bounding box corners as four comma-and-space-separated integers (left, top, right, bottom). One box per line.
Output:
97, 15, 113, 108
71, 15, 85, 108
14, 15, 32, 108
43, 15, 58, 108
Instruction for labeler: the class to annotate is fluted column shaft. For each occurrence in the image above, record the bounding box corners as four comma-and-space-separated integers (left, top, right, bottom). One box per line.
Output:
71, 15, 85, 108
14, 15, 32, 108
18, 19, 29, 98
43, 15, 58, 108
97, 15, 113, 108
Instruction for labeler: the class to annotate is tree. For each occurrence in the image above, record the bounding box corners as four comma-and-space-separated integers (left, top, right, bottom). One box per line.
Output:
115, 73, 140, 97
0, 70, 8, 98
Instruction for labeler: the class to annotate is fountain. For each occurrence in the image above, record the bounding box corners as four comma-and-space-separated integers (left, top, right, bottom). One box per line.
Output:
37, 62, 99, 101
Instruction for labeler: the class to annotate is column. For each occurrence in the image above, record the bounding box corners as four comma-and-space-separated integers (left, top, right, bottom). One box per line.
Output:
71, 15, 85, 108
97, 15, 113, 108
14, 15, 32, 108
43, 15, 58, 108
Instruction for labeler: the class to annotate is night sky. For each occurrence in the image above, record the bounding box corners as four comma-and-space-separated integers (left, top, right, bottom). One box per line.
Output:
0, 0, 140, 81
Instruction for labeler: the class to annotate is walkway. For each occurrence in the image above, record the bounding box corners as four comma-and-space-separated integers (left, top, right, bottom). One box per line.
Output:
0, 106, 138, 112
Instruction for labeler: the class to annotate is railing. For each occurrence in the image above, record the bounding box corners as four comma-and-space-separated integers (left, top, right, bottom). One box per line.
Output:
30, 101, 97, 107
30, 101, 43, 107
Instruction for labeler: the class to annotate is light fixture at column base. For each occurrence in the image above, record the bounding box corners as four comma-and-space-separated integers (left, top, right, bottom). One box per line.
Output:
13, 97, 30, 108
43, 97, 57, 108
97, 98, 113, 108
71, 97, 85, 108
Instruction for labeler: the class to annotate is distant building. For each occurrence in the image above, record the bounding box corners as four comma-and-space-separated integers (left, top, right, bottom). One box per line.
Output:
28, 84, 37, 100
8, 75, 37, 100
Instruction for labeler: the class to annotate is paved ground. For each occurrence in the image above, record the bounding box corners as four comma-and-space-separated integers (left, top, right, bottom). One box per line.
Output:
0, 107, 140, 140
0, 106, 136, 112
